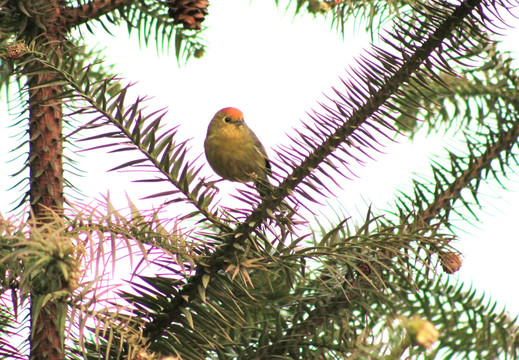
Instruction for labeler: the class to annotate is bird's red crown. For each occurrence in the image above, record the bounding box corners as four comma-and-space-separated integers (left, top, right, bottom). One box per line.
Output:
220, 107, 243, 119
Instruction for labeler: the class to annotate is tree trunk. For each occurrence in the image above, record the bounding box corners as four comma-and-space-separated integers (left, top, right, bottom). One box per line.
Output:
25, 2, 65, 358
27, 69, 64, 359
28, 72, 64, 218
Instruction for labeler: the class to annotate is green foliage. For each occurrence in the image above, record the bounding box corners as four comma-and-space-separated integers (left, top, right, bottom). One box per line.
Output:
73, 0, 206, 62
1, 0, 519, 359
287, 0, 410, 36
0, 305, 23, 359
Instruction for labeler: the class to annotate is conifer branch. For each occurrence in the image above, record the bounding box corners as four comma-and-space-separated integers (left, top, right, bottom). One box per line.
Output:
273, 0, 486, 208
144, 0, 494, 344
62, 0, 132, 30
420, 117, 519, 225
261, 110, 519, 355
18, 48, 229, 232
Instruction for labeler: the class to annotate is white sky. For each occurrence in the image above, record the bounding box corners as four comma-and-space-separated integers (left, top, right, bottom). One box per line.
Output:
1, 0, 519, 321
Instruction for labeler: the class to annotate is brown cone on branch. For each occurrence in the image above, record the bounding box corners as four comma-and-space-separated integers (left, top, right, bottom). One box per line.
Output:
167, 0, 209, 30
439, 251, 463, 274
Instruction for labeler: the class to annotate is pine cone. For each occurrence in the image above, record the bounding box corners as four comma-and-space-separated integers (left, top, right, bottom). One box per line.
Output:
167, 0, 209, 30
439, 251, 463, 274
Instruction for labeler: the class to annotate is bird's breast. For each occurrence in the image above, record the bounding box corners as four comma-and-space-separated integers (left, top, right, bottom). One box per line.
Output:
205, 131, 266, 182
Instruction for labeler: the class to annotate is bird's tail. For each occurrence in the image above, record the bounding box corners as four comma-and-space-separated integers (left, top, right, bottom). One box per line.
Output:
254, 177, 272, 199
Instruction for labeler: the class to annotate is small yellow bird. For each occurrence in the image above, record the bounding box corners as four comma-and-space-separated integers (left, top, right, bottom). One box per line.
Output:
204, 107, 272, 196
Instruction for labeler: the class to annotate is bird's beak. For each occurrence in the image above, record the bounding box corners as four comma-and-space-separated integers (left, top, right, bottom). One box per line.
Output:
234, 120, 245, 126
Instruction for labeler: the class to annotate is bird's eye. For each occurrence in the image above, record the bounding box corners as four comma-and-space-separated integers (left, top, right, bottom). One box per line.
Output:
224, 116, 231, 123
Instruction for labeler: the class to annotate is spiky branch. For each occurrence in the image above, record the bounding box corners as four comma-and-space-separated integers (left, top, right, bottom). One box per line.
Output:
142, 0, 497, 343
3, 0, 200, 358
420, 118, 519, 224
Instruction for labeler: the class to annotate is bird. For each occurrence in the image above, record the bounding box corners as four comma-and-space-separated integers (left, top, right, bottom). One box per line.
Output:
204, 107, 272, 197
